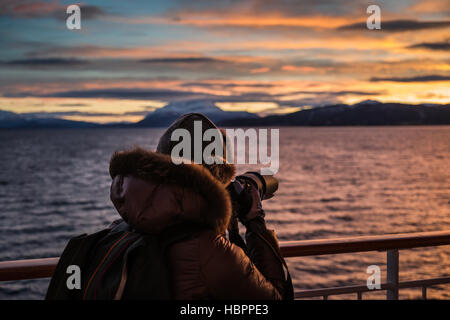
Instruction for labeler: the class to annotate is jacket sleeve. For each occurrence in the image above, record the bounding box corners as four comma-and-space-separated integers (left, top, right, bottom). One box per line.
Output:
231, 184, 291, 299
244, 217, 291, 299
199, 232, 283, 300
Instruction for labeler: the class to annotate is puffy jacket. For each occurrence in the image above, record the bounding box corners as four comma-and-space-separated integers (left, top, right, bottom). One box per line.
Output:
109, 148, 290, 299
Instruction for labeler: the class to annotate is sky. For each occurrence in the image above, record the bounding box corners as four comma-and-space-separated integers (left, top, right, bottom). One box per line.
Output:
0, 0, 449, 123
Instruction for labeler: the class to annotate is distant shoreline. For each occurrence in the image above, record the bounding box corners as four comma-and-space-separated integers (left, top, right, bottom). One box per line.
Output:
1, 124, 450, 131
1, 101, 449, 128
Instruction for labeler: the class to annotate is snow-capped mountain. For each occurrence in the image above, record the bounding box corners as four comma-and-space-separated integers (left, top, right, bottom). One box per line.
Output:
136, 100, 259, 127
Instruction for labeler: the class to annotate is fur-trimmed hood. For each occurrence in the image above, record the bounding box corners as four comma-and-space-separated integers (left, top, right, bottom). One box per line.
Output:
156, 113, 236, 185
109, 147, 232, 234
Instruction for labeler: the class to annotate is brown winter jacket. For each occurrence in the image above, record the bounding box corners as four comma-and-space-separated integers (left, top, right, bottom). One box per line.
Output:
109, 148, 288, 300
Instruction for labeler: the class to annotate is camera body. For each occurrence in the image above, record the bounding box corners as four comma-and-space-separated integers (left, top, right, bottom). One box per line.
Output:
226, 171, 278, 221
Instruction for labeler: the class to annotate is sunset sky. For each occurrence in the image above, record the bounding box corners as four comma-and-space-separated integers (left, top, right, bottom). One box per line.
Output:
0, 0, 449, 123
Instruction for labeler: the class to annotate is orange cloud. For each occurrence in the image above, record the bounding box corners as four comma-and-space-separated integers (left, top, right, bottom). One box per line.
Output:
1, 0, 60, 17
108, 13, 359, 29
282, 65, 317, 73
250, 67, 271, 74
409, 0, 450, 15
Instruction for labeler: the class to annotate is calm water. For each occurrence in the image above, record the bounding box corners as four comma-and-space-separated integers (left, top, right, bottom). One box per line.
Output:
0, 127, 449, 299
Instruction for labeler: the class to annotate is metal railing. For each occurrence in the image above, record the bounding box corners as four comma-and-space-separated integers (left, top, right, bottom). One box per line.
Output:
1, 230, 449, 299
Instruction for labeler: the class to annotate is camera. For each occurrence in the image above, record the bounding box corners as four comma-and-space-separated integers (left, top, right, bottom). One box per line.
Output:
226, 171, 278, 220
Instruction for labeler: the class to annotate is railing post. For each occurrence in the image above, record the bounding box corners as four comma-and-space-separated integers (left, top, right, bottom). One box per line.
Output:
422, 287, 427, 300
387, 249, 399, 300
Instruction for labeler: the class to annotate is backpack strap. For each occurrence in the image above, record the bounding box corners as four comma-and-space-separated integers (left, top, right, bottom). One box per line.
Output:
46, 228, 111, 300
227, 216, 249, 254
111, 222, 205, 300
82, 231, 141, 300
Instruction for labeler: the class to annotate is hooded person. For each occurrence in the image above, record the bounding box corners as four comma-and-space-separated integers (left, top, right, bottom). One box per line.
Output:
46, 113, 292, 300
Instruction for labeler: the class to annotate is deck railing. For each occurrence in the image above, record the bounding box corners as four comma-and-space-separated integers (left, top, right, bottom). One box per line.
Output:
1, 230, 449, 299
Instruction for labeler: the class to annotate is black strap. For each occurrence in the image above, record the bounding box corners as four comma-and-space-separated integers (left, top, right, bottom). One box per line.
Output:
254, 231, 294, 300
227, 217, 249, 254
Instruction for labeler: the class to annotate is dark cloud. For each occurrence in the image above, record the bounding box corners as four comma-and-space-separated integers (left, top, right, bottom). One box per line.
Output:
0, 54, 246, 74
248, 0, 364, 16
41, 88, 208, 100
0, 2, 108, 20
76, 5, 107, 20
139, 57, 224, 64
5, 86, 382, 108
370, 75, 450, 82
338, 19, 450, 32
272, 90, 379, 97
407, 41, 450, 51
22, 110, 159, 118
53, 5, 109, 21
180, 82, 275, 88
22, 109, 160, 118
23, 111, 117, 118
3, 58, 88, 66
57, 103, 90, 107
46, 88, 260, 101
122, 110, 155, 116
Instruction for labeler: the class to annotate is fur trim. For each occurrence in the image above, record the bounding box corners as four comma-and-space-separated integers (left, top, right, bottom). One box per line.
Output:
202, 159, 235, 185
109, 147, 232, 234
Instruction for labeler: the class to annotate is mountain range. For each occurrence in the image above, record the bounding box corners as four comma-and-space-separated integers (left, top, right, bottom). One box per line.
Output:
1, 100, 449, 129
0, 110, 98, 128
219, 100, 450, 126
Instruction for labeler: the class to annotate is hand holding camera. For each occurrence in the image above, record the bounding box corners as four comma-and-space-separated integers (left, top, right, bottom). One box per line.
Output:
227, 171, 278, 227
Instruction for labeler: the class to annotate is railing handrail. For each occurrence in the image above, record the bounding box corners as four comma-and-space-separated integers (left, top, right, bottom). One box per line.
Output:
1, 230, 449, 283
280, 229, 450, 257
0, 257, 59, 282
294, 277, 450, 299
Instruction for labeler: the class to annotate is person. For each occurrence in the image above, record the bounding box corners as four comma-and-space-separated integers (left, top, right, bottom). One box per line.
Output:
46, 113, 292, 300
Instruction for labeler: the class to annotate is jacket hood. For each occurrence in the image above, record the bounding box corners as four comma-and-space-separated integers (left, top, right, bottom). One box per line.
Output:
156, 113, 236, 185
109, 147, 232, 234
